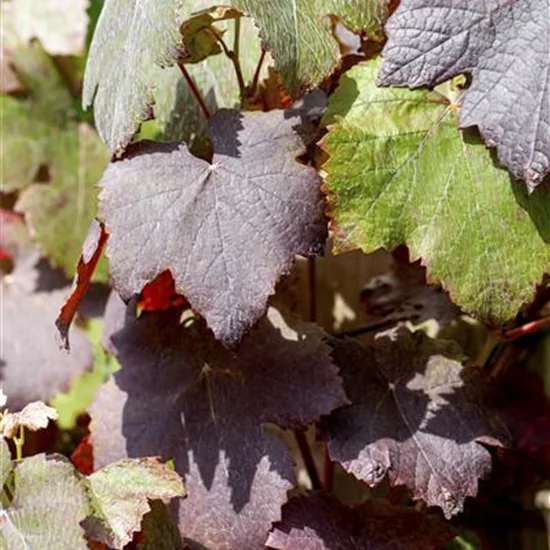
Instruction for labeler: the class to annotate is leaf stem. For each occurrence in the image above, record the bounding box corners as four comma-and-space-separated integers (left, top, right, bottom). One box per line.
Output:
233, 16, 241, 66
504, 318, 550, 341
13, 426, 25, 460
210, 28, 246, 102
177, 62, 211, 120
294, 430, 323, 491
249, 49, 267, 97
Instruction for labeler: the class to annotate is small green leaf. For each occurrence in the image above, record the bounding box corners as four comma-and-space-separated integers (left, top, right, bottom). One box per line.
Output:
321, 58, 550, 325
0, 454, 89, 550
16, 124, 109, 280
180, 6, 241, 64
85, 458, 185, 549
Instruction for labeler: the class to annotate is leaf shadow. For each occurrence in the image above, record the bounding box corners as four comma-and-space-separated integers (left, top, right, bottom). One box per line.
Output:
208, 109, 244, 158
107, 296, 294, 516
510, 174, 550, 244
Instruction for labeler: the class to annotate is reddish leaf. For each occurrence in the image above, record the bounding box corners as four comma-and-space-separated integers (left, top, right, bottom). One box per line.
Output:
90, 293, 346, 549
136, 270, 187, 313
71, 435, 94, 476
56, 219, 108, 349
322, 330, 507, 518
267, 493, 456, 550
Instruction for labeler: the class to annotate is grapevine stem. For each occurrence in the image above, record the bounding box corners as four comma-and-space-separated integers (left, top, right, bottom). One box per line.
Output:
13, 426, 25, 461
249, 49, 267, 97
294, 430, 323, 491
504, 318, 550, 341
177, 62, 211, 120
210, 27, 246, 102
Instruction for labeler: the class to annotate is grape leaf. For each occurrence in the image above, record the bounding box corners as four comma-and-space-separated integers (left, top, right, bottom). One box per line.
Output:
0, 249, 94, 411
267, 493, 456, 550
90, 293, 346, 549
10, 0, 89, 56
321, 59, 550, 326
56, 220, 108, 350
84, 458, 185, 549
233, 0, 389, 93
99, 108, 327, 345
82, 0, 186, 154
0, 454, 89, 550
16, 124, 109, 279
0, 32, 109, 278
378, 0, 550, 189
322, 329, 506, 518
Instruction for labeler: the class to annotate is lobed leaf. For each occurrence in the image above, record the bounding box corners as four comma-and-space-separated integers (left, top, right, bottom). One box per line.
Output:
99, 108, 327, 345
0, 27, 109, 279
90, 292, 346, 549
322, 329, 506, 517
378, 0, 550, 189
321, 59, 550, 325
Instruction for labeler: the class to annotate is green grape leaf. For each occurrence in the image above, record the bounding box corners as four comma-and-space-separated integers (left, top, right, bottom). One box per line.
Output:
180, 6, 241, 64
0, 439, 12, 490
321, 59, 550, 325
16, 124, 109, 280
84, 458, 185, 549
82, 0, 186, 154
0, 33, 109, 279
0, 454, 89, 550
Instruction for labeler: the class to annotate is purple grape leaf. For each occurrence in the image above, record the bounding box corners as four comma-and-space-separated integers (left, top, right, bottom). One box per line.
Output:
98, 108, 327, 346
378, 0, 550, 190
0, 248, 93, 411
322, 329, 507, 518
90, 293, 346, 550
267, 493, 456, 550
